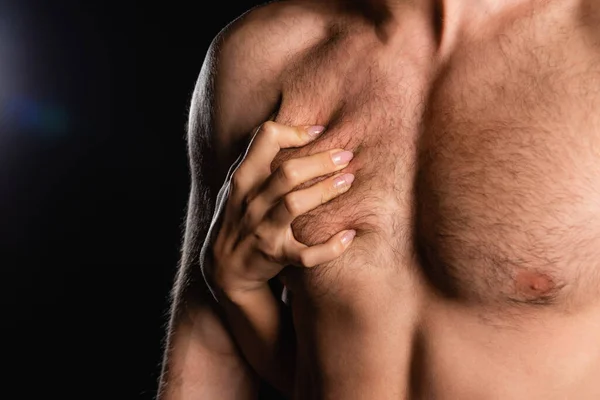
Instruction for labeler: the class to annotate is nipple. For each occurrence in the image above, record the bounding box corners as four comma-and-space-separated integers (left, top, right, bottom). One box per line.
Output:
514, 270, 556, 302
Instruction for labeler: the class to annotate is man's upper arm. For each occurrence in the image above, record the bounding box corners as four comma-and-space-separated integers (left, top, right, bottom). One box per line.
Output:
176, 8, 288, 308
158, 5, 292, 398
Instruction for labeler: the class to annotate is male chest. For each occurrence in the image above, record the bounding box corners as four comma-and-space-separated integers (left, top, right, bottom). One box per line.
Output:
273, 4, 600, 398
272, 28, 434, 266
417, 2, 600, 307
273, 1, 600, 305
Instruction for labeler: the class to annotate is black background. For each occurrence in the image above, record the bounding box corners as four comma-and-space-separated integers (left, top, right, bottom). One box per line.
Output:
1, 0, 262, 398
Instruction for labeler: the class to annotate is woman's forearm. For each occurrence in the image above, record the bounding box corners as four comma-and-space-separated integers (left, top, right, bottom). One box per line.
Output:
222, 286, 295, 397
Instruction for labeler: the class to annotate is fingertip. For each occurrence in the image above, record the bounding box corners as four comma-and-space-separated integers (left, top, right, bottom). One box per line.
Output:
306, 125, 326, 138
340, 229, 356, 246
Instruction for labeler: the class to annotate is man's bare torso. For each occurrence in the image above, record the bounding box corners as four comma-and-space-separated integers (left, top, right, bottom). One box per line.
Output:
216, 0, 600, 398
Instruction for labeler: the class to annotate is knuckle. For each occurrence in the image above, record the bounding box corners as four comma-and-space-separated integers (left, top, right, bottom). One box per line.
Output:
298, 251, 313, 268
243, 199, 261, 225
231, 167, 246, 189
320, 185, 334, 204
252, 225, 267, 244
260, 120, 278, 140
283, 193, 301, 217
244, 186, 260, 206
280, 161, 301, 185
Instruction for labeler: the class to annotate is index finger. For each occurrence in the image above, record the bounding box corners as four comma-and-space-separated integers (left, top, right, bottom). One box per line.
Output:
232, 121, 325, 195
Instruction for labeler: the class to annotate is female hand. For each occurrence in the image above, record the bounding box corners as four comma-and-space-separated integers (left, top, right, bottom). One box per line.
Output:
208, 121, 356, 300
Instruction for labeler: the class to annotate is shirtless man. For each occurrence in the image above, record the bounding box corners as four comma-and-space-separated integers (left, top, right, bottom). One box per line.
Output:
158, 0, 600, 398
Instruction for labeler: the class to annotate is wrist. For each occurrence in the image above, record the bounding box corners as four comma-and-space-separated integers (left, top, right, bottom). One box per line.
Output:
221, 283, 273, 307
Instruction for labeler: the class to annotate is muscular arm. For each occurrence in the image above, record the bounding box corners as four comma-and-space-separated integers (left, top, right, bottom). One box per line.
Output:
157, 41, 259, 400
157, 6, 292, 398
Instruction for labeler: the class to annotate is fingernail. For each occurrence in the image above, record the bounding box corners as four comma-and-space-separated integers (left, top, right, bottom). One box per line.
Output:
307, 125, 325, 137
341, 230, 356, 246
332, 150, 354, 165
333, 173, 355, 189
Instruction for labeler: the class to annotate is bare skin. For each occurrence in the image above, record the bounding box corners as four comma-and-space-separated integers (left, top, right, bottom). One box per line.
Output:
159, 0, 600, 399
208, 122, 357, 397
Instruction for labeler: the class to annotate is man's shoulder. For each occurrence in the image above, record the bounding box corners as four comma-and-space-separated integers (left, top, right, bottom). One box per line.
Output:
192, 1, 331, 157
213, 1, 330, 72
